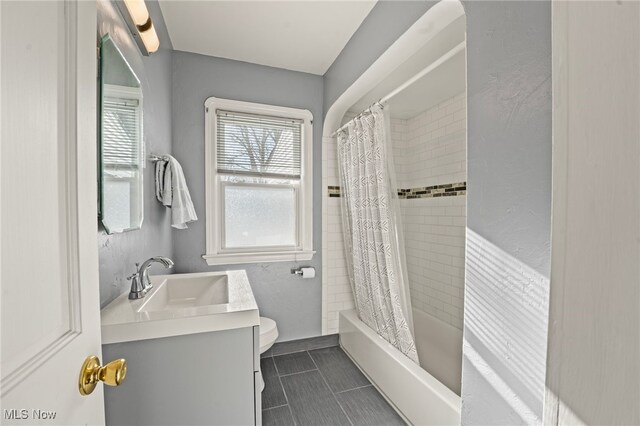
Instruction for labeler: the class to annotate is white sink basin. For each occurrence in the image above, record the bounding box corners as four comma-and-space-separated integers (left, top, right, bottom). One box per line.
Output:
138, 274, 229, 313
100, 271, 259, 345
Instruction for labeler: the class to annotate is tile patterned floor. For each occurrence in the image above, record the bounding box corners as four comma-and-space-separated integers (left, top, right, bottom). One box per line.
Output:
261, 338, 405, 426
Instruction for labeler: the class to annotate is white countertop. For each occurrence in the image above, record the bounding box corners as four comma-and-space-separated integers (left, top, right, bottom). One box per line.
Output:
101, 270, 259, 345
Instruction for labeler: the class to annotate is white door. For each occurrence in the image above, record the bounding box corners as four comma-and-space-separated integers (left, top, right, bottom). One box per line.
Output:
1, 1, 106, 425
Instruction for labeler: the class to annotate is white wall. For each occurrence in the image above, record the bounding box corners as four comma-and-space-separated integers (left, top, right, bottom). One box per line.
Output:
393, 93, 466, 189
321, 92, 466, 334
545, 2, 640, 424
322, 135, 354, 334
392, 93, 467, 330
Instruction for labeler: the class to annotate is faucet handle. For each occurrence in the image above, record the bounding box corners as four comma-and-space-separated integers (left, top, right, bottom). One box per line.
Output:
127, 271, 147, 300
126, 263, 141, 281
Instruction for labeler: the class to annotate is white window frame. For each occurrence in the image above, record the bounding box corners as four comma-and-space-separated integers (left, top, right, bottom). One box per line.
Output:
100, 84, 144, 233
203, 97, 315, 265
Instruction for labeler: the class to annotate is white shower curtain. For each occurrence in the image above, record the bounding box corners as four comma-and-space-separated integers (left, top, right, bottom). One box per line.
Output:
337, 105, 418, 364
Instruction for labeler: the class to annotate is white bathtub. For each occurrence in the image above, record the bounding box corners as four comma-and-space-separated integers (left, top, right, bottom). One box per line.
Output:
413, 308, 463, 396
339, 309, 461, 425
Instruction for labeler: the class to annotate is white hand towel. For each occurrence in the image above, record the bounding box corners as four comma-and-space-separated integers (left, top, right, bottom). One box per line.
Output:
155, 159, 167, 203
162, 159, 173, 207
154, 155, 198, 229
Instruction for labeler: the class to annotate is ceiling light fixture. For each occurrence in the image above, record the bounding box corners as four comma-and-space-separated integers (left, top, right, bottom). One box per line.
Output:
118, 0, 160, 56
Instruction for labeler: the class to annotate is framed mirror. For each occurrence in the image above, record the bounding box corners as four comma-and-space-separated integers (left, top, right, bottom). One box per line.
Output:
99, 34, 144, 234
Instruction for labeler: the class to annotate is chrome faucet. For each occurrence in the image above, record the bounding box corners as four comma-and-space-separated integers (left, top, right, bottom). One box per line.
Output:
127, 256, 174, 300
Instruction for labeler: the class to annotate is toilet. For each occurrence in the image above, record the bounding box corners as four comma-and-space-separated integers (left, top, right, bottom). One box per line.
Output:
259, 317, 279, 391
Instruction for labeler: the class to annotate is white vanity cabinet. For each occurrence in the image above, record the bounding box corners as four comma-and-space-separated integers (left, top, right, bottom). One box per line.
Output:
100, 271, 261, 425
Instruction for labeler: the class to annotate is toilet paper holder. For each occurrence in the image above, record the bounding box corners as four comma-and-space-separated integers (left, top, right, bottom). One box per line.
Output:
291, 267, 315, 278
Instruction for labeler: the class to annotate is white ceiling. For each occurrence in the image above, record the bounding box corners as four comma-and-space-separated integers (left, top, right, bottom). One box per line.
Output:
158, 1, 377, 75
347, 16, 466, 120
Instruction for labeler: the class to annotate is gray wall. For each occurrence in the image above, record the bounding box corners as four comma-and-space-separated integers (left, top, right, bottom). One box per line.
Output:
171, 51, 324, 342
323, 0, 436, 116
463, 1, 551, 424
325, 1, 552, 424
97, 0, 174, 306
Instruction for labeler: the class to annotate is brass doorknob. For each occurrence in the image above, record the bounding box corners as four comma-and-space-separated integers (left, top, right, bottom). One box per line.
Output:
78, 355, 127, 396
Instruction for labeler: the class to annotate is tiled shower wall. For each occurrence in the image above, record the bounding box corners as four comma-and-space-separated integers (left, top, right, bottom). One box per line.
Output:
322, 92, 466, 334
322, 132, 353, 335
393, 93, 466, 189
394, 92, 466, 330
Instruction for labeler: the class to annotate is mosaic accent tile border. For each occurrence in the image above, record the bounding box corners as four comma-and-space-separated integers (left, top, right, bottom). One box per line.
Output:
327, 182, 466, 199
397, 182, 466, 199
328, 186, 341, 198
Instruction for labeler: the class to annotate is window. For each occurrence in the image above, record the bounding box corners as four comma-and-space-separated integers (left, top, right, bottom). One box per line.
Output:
203, 97, 314, 265
100, 84, 143, 233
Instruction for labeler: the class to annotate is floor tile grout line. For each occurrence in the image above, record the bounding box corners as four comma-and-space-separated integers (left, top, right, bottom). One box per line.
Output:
308, 350, 355, 426
271, 355, 281, 377
333, 391, 357, 426
270, 344, 403, 425
272, 342, 339, 357
273, 351, 318, 376
272, 359, 297, 426
334, 383, 374, 395
337, 349, 409, 425
277, 368, 318, 378
278, 377, 297, 426
306, 344, 338, 355
272, 349, 308, 357
273, 359, 297, 424
262, 403, 289, 412
273, 346, 318, 357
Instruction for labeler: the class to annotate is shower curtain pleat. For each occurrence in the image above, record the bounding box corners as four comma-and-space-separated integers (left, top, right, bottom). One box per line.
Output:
337, 105, 418, 364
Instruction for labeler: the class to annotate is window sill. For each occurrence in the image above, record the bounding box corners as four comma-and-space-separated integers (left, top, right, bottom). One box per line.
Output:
202, 250, 316, 266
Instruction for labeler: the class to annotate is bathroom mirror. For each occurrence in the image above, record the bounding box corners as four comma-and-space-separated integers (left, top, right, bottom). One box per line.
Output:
99, 34, 144, 234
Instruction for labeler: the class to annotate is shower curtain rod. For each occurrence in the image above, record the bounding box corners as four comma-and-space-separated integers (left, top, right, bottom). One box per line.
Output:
331, 41, 465, 138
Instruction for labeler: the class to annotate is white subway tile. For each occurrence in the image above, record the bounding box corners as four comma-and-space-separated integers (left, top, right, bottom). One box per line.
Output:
323, 91, 467, 333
